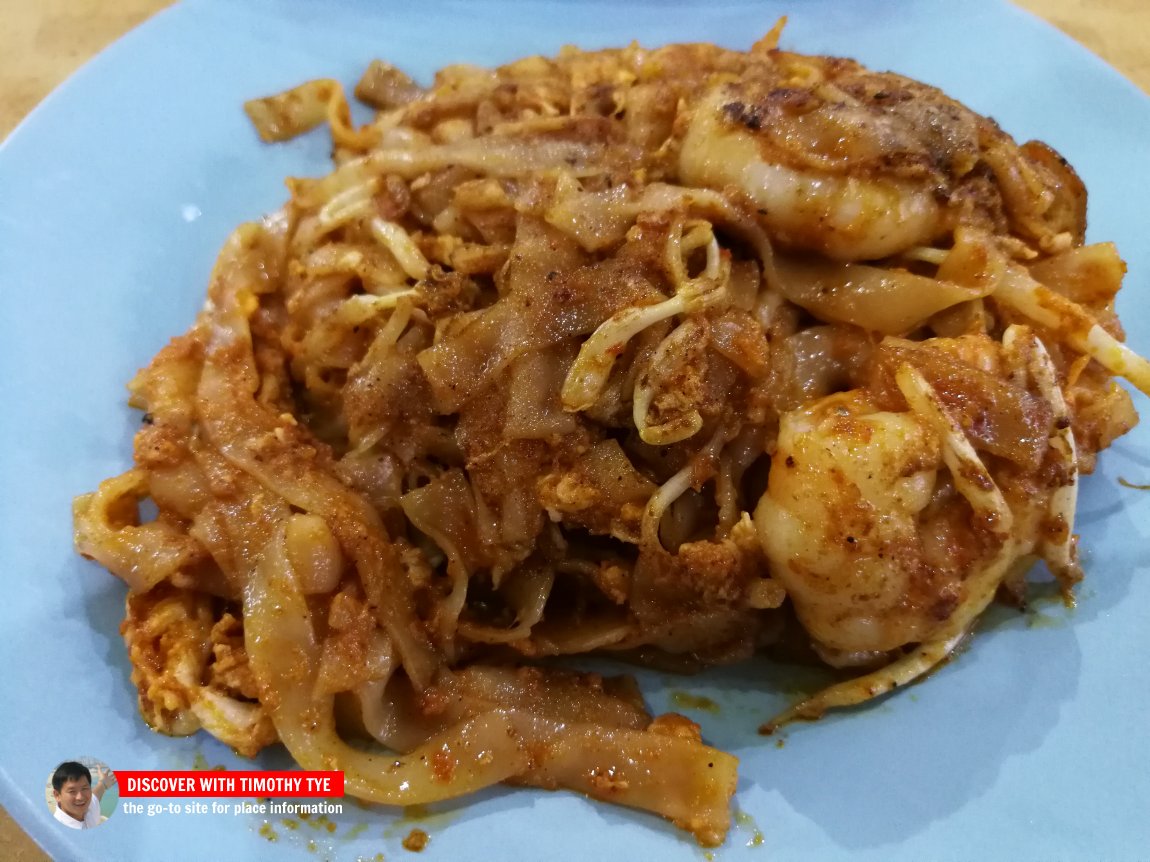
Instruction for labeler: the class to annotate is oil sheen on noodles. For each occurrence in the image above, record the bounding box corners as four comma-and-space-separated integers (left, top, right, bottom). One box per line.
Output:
73, 22, 1146, 846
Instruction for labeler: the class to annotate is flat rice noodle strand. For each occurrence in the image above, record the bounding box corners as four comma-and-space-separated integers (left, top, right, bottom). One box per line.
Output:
774, 255, 993, 335
245, 520, 735, 839
197, 223, 441, 688
871, 338, 1053, 469
244, 522, 531, 803
513, 713, 738, 848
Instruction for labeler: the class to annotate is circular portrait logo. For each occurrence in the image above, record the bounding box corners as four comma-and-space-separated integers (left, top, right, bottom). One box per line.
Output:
46, 758, 118, 830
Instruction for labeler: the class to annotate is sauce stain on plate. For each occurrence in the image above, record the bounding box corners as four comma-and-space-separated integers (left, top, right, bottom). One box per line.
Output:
671, 690, 722, 714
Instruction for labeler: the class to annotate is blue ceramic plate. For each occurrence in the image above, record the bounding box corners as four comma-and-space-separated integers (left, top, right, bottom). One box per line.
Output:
2, 2, 1148, 860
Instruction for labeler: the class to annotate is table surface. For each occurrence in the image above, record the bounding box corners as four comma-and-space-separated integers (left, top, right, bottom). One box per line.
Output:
1, 1, 1147, 858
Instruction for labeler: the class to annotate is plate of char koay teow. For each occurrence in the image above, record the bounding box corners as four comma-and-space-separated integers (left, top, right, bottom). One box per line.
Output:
2, 1, 1149, 860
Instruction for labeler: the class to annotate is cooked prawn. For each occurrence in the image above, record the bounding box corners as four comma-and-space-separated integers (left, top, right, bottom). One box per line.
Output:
755, 327, 1083, 727
679, 51, 1084, 261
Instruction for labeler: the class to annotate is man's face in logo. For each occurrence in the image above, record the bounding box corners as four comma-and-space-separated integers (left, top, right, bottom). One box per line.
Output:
54, 776, 92, 821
